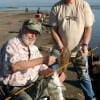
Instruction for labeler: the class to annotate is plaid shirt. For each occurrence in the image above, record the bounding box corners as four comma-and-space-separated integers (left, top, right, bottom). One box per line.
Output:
0, 36, 48, 86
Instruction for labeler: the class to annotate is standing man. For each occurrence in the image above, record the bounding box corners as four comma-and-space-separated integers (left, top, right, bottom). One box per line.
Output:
49, 0, 96, 100
0, 18, 65, 100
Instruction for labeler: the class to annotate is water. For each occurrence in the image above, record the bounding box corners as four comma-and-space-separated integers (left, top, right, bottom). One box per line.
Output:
0, 0, 58, 12
90, 8, 100, 55
0, 6, 52, 12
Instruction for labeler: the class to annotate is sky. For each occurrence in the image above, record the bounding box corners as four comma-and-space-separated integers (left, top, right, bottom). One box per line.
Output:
0, 0, 59, 6
0, 0, 100, 7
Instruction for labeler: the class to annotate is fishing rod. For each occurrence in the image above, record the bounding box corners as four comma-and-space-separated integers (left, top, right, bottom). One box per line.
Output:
89, 45, 100, 52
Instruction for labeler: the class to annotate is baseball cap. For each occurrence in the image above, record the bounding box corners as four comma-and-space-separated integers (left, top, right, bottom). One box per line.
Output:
23, 18, 42, 34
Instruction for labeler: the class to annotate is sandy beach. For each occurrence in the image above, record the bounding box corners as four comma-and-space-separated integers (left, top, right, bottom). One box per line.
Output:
0, 11, 47, 46
0, 11, 85, 100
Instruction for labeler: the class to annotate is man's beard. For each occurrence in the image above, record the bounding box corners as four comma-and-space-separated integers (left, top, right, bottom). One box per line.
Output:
21, 34, 36, 46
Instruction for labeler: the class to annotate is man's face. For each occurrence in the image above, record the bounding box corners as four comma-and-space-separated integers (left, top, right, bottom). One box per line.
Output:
22, 29, 39, 46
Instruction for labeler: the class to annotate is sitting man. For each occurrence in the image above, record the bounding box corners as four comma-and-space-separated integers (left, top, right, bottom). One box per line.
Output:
0, 19, 65, 100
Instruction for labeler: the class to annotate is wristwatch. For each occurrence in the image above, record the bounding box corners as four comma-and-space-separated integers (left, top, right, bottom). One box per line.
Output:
82, 43, 88, 47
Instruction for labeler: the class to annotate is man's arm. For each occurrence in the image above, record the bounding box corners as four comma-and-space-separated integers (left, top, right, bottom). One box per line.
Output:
51, 26, 64, 52
12, 56, 56, 72
83, 27, 92, 45
12, 56, 48, 72
82, 26, 92, 54
81, 1, 94, 54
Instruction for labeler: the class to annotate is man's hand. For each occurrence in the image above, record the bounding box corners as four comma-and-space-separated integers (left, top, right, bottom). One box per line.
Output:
81, 45, 88, 55
41, 68, 54, 77
60, 47, 64, 52
47, 56, 56, 66
41, 68, 66, 82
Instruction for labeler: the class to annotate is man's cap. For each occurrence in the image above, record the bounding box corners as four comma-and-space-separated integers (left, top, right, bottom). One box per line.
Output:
23, 18, 42, 34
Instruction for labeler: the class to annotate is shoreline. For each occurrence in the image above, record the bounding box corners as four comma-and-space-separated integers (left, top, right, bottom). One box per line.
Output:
0, 6, 51, 12
0, 10, 49, 14
0, 4, 100, 12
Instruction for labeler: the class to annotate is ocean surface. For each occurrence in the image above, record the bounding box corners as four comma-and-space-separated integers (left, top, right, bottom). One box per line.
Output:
0, 1, 100, 55
0, 0, 59, 12
90, 8, 100, 55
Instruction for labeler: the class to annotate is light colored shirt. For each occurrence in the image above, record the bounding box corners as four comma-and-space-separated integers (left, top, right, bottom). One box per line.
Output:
49, 0, 94, 51
0, 37, 48, 86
